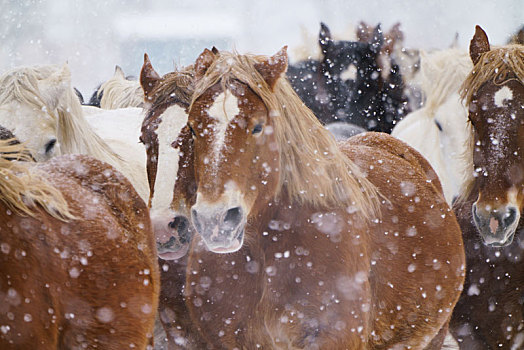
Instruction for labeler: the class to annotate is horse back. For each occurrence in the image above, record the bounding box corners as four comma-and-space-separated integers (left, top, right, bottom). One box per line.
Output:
0, 155, 159, 349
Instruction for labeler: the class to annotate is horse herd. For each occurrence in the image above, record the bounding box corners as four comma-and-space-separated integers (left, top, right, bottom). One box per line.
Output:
0, 22, 522, 349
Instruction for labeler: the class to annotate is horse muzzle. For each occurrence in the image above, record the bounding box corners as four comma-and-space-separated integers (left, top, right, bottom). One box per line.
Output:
191, 205, 245, 253
472, 203, 520, 247
153, 215, 192, 260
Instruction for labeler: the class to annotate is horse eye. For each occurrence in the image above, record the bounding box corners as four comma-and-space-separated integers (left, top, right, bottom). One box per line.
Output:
45, 139, 57, 154
435, 120, 443, 132
252, 123, 263, 135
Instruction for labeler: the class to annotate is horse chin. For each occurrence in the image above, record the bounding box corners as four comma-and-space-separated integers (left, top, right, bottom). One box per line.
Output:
157, 243, 190, 260
204, 229, 244, 254
480, 231, 515, 248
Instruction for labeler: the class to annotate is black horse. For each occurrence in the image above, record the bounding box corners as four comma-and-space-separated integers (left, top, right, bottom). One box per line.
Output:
287, 23, 409, 133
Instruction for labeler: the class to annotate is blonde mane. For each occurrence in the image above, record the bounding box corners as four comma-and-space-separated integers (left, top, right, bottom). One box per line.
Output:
419, 49, 472, 115
0, 64, 126, 170
459, 44, 524, 200
99, 77, 144, 109
191, 51, 381, 218
147, 67, 195, 112
0, 140, 74, 220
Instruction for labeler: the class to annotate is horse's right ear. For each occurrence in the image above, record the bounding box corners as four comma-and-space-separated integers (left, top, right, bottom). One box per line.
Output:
140, 53, 161, 100
195, 48, 217, 80
319, 22, 333, 54
470, 25, 490, 65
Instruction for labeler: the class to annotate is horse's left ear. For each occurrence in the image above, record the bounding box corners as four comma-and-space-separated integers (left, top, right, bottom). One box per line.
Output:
38, 64, 71, 111
470, 25, 490, 65
140, 53, 161, 100
114, 65, 126, 79
254, 46, 288, 92
371, 24, 384, 53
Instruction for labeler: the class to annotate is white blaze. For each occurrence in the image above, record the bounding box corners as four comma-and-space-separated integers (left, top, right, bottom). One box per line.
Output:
207, 92, 240, 167
494, 86, 513, 108
150, 104, 188, 215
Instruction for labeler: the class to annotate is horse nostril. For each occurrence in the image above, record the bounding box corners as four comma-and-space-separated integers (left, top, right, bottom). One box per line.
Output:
168, 216, 191, 244
223, 207, 242, 229
504, 207, 517, 227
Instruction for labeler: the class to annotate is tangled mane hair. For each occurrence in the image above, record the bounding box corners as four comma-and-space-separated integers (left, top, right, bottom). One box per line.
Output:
145, 66, 195, 114
98, 77, 145, 109
190, 51, 381, 219
458, 44, 524, 200
0, 139, 74, 220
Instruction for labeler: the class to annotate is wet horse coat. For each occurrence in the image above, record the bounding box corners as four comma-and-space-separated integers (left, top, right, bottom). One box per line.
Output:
151, 48, 465, 349
450, 26, 524, 349
0, 140, 159, 349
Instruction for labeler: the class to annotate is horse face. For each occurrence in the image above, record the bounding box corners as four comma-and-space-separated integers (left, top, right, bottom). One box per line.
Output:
141, 104, 193, 260
189, 80, 280, 253
0, 102, 59, 161
469, 79, 524, 246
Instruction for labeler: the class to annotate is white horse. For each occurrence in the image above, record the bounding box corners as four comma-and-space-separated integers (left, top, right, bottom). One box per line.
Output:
88, 65, 144, 109
0, 64, 149, 201
392, 48, 472, 204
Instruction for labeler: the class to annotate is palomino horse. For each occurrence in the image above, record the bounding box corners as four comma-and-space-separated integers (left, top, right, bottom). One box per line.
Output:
449, 26, 524, 349
154, 47, 465, 349
0, 64, 149, 200
392, 49, 472, 205
88, 65, 144, 109
0, 139, 159, 349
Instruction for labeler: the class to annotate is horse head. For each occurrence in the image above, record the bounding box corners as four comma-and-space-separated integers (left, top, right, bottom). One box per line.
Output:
464, 26, 524, 247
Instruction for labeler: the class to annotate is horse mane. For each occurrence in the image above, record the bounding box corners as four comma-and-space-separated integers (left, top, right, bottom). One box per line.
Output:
419, 49, 471, 115
0, 64, 125, 167
99, 77, 144, 109
0, 65, 59, 115
146, 67, 195, 113
459, 44, 524, 201
0, 139, 74, 220
191, 51, 381, 218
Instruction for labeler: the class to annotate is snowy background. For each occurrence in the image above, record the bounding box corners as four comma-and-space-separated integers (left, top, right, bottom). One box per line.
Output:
0, 0, 522, 97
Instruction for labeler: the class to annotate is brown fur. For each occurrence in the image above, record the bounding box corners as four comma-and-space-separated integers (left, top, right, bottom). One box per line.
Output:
450, 26, 524, 349
159, 49, 465, 349
0, 150, 159, 349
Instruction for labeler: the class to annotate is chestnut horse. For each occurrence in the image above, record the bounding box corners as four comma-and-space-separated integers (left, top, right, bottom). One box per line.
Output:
449, 26, 524, 349
0, 139, 159, 349
151, 47, 465, 349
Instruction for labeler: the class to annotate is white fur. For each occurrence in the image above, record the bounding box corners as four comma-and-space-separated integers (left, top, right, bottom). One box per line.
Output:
494, 86, 513, 108
149, 104, 188, 216
392, 49, 472, 204
208, 92, 240, 168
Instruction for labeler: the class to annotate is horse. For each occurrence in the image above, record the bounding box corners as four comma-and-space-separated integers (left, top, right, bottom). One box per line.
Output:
391, 49, 472, 205
87, 65, 144, 109
151, 47, 465, 349
0, 138, 159, 349
0, 63, 149, 201
448, 26, 524, 349
287, 22, 409, 133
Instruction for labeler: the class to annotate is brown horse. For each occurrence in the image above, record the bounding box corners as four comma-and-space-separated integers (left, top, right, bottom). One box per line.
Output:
150, 47, 465, 349
0, 139, 159, 349
449, 26, 524, 349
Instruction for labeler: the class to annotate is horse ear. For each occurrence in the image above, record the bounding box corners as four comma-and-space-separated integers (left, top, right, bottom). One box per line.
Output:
140, 53, 161, 100
38, 64, 71, 111
319, 22, 333, 54
371, 24, 384, 53
470, 25, 490, 65
356, 21, 371, 42
114, 65, 125, 79
254, 46, 288, 91
195, 48, 217, 80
